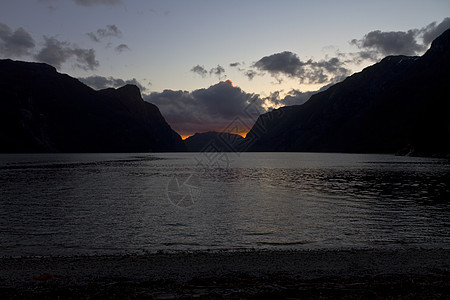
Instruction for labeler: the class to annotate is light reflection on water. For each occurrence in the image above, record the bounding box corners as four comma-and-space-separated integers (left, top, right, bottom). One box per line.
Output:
0, 152, 449, 257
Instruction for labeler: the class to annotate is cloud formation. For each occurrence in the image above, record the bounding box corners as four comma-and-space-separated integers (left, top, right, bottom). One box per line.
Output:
35, 36, 99, 70
78, 75, 148, 92
254, 51, 302, 77
264, 84, 331, 109
144, 80, 262, 136
190, 65, 208, 78
351, 18, 450, 61
73, 0, 122, 6
244, 70, 258, 80
350, 30, 426, 56
39, 0, 122, 6
0, 21, 99, 71
87, 25, 122, 42
144, 79, 328, 136
421, 17, 450, 45
190, 64, 227, 80
114, 43, 130, 53
253, 51, 350, 84
0, 23, 35, 57
209, 65, 226, 80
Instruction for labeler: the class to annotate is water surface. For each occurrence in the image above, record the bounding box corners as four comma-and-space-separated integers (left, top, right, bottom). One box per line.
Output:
0, 152, 449, 256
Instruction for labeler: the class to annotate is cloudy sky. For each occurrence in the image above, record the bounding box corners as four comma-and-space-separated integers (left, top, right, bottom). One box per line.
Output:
1, 0, 449, 137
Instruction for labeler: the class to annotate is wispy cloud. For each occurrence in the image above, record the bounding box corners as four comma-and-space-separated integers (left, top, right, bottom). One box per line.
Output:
72, 0, 122, 6
209, 65, 226, 80
114, 43, 130, 53
190, 65, 208, 78
87, 24, 122, 42
39, 0, 122, 6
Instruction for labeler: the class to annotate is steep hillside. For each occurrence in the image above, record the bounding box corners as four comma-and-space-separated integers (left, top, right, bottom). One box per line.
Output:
245, 29, 450, 156
0, 59, 185, 152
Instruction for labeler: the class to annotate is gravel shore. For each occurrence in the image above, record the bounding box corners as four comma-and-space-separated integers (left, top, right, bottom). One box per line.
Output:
1, 249, 449, 299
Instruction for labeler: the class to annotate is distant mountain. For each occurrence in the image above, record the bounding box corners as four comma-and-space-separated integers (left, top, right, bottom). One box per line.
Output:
184, 131, 244, 152
0, 59, 185, 152
245, 29, 450, 157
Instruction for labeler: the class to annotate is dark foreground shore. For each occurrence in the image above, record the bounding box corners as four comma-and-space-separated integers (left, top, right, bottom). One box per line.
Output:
1, 249, 449, 299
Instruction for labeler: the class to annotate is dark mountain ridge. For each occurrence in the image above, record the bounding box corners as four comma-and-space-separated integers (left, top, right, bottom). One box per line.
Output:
245, 29, 450, 156
0, 59, 185, 152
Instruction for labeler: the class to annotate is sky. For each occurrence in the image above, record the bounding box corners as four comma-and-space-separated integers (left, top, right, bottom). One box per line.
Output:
1, 0, 449, 138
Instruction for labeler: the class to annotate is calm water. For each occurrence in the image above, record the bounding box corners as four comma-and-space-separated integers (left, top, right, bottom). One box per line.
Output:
0, 152, 449, 257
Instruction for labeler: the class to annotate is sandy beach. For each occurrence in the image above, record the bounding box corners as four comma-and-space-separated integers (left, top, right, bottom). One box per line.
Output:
1, 248, 449, 298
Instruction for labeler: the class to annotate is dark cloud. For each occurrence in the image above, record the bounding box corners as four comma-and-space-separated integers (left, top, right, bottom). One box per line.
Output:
190, 65, 208, 77
229, 62, 240, 67
78, 75, 148, 92
87, 25, 122, 42
350, 29, 426, 56
115, 43, 129, 53
35, 36, 99, 70
73, 0, 122, 6
264, 84, 331, 109
144, 80, 262, 136
244, 70, 257, 80
191, 64, 227, 80
253, 51, 350, 84
209, 65, 226, 80
350, 18, 450, 62
0, 23, 35, 57
305, 57, 350, 84
143, 80, 331, 136
421, 17, 450, 45
254, 51, 302, 77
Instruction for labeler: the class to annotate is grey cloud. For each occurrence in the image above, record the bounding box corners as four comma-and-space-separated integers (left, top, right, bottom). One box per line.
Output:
71, 48, 99, 70
86, 32, 100, 42
87, 24, 122, 42
35, 36, 99, 70
229, 62, 240, 67
350, 29, 426, 56
0, 23, 35, 57
421, 17, 450, 45
191, 64, 227, 80
264, 84, 331, 109
245, 70, 257, 80
73, 0, 122, 6
144, 80, 262, 136
190, 65, 208, 77
115, 43, 130, 53
254, 51, 302, 77
306, 57, 351, 84
78, 75, 148, 92
350, 18, 450, 62
253, 51, 350, 84
209, 65, 226, 80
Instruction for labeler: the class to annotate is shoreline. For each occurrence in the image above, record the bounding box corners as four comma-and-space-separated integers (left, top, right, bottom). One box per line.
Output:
1, 248, 449, 298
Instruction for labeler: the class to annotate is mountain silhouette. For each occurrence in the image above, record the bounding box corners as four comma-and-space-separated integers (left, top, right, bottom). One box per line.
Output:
0, 59, 185, 152
245, 29, 450, 156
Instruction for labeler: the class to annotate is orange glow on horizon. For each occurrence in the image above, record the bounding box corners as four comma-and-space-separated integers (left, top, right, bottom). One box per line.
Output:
238, 131, 247, 138
180, 131, 248, 140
